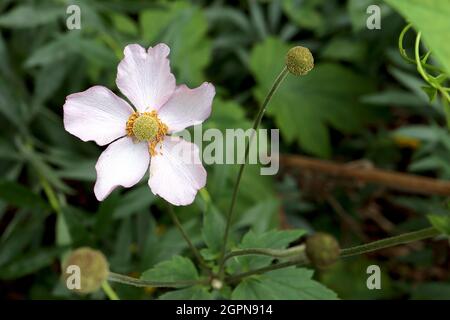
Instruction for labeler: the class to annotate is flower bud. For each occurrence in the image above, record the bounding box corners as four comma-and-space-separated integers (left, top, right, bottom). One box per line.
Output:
62, 247, 109, 294
305, 232, 340, 269
285, 46, 314, 76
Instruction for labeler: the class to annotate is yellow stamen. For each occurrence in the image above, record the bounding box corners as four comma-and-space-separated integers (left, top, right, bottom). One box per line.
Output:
126, 111, 168, 156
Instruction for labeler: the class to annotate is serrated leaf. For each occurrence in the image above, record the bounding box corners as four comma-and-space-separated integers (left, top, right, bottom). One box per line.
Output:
230, 229, 306, 272
250, 38, 376, 157
159, 286, 213, 300
141, 256, 198, 287
231, 267, 338, 300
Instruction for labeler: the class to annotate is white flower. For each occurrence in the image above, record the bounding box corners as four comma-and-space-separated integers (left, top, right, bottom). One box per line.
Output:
63, 43, 215, 206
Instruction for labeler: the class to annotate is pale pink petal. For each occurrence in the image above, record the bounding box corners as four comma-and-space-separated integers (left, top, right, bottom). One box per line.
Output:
158, 83, 215, 133
94, 137, 149, 201
116, 43, 176, 112
148, 136, 206, 206
63, 86, 133, 146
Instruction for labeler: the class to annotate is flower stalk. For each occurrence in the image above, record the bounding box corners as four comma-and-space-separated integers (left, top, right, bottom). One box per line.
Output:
340, 227, 440, 258
166, 205, 210, 273
101, 281, 120, 300
218, 67, 289, 277
108, 272, 208, 288
225, 226, 441, 284
222, 245, 306, 265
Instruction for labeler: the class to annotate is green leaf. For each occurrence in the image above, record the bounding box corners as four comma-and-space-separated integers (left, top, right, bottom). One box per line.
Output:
0, 211, 47, 268
110, 217, 133, 272
250, 37, 376, 157
236, 197, 280, 233
110, 13, 138, 35
385, 0, 450, 76
231, 267, 338, 300
140, 1, 211, 86
230, 229, 306, 272
159, 286, 213, 300
59, 206, 91, 246
202, 204, 226, 255
321, 37, 367, 63
0, 247, 64, 280
0, 181, 48, 210
141, 256, 198, 286
282, 0, 325, 32
0, 5, 62, 28
113, 184, 156, 219
421, 85, 438, 102
428, 214, 450, 236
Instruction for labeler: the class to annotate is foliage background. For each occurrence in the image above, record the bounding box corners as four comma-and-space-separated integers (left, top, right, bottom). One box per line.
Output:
0, 0, 449, 299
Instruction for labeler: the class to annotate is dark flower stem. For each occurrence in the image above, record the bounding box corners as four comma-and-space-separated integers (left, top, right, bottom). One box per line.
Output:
218, 67, 289, 277
167, 205, 210, 273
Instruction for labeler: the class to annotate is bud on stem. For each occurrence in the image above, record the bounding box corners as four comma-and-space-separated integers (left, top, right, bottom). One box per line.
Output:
305, 232, 340, 269
62, 247, 109, 294
285, 46, 314, 76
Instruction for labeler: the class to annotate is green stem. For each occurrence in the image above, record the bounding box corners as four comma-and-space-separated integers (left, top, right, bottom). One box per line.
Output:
40, 175, 62, 214
226, 227, 440, 284
398, 24, 444, 73
340, 227, 440, 258
218, 67, 289, 276
102, 281, 120, 300
108, 272, 208, 288
414, 32, 430, 82
414, 32, 450, 104
226, 258, 307, 284
223, 245, 306, 265
166, 205, 210, 273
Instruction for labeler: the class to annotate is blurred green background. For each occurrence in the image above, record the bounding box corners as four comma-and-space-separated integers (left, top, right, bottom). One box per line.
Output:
0, 0, 449, 300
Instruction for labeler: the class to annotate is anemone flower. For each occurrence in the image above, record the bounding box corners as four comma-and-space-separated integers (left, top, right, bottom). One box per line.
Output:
63, 43, 215, 205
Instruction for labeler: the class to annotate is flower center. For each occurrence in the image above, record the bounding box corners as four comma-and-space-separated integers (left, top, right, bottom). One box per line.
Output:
132, 114, 159, 141
126, 111, 168, 156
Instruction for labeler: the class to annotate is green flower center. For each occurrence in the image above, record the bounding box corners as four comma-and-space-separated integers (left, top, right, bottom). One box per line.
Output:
132, 114, 159, 141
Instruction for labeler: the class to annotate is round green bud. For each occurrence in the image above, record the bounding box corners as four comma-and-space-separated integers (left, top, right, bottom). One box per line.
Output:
305, 232, 340, 269
62, 247, 109, 294
285, 46, 314, 76
132, 114, 159, 141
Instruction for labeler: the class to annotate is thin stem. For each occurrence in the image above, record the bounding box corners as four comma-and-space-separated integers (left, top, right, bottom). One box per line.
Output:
414, 32, 430, 82
226, 227, 441, 284
340, 227, 440, 258
414, 32, 450, 106
108, 272, 208, 288
166, 205, 210, 273
226, 258, 307, 284
40, 175, 62, 214
398, 24, 443, 73
222, 245, 306, 265
218, 67, 289, 276
102, 281, 120, 300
